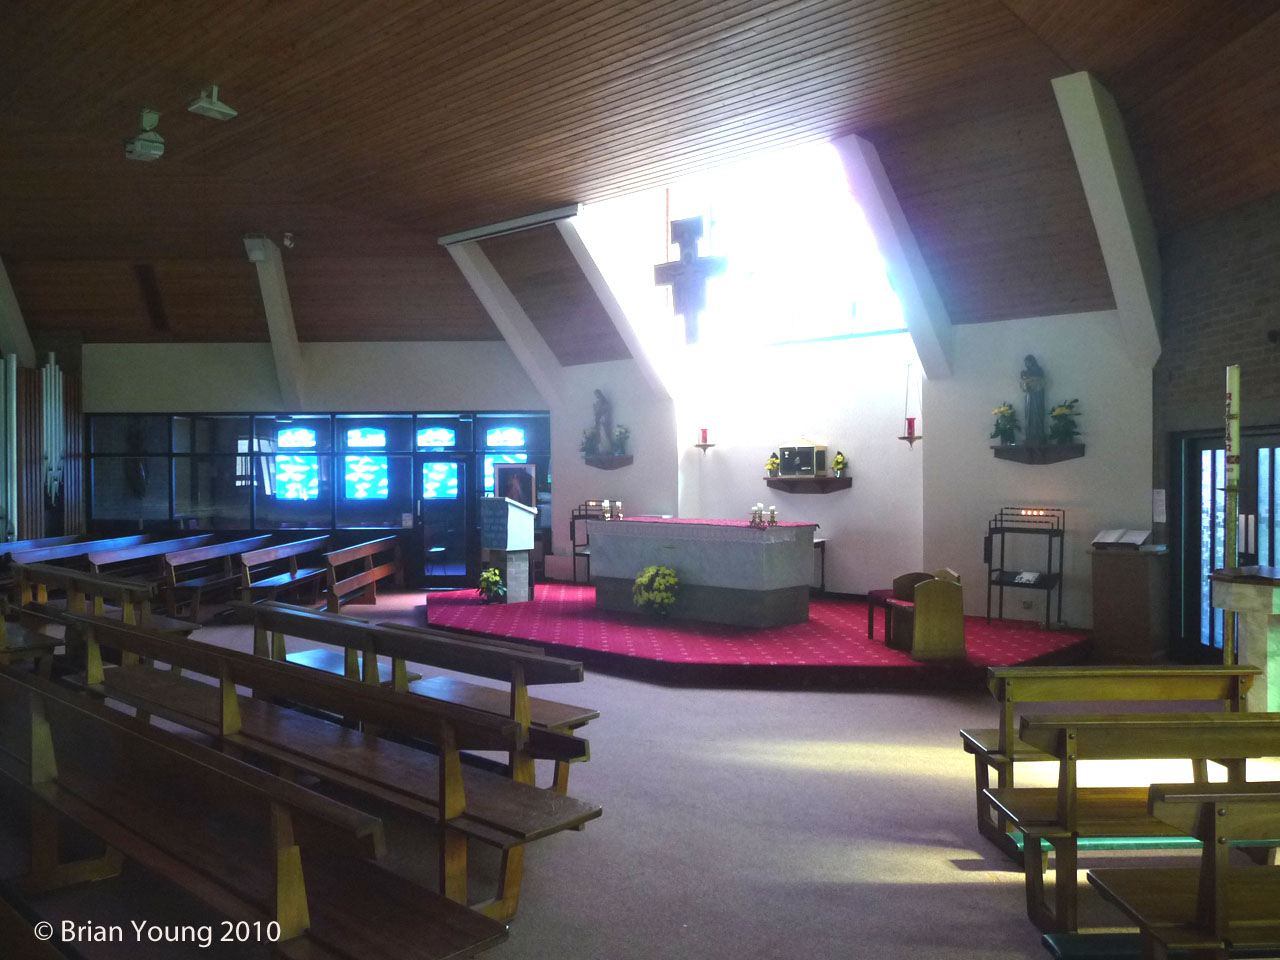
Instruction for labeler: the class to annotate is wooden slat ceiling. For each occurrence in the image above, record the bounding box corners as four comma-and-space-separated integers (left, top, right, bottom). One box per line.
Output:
0, 1, 1276, 342
478, 226, 630, 367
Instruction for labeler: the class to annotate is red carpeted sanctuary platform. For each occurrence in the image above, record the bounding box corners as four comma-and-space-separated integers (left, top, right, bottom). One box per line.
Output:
424, 584, 1091, 686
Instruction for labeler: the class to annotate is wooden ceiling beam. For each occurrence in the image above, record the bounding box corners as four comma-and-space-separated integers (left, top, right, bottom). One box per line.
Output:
244, 235, 306, 408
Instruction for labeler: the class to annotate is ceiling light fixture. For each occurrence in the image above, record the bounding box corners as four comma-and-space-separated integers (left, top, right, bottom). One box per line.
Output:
187, 84, 238, 121
124, 109, 164, 162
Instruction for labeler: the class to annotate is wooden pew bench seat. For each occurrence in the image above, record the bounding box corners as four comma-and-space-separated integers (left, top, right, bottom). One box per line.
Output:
90, 661, 602, 845
254, 567, 327, 593
1088, 867, 1280, 949
0, 667, 507, 960
38, 597, 199, 636
287, 646, 413, 686
409, 675, 599, 733
1041, 932, 1278, 959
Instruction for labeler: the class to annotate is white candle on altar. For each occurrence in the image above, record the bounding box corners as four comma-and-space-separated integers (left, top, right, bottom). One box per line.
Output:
769, 506, 776, 522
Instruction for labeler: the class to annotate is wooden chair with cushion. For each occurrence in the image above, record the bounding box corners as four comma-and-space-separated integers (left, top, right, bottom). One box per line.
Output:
887, 568, 965, 660
868, 570, 931, 640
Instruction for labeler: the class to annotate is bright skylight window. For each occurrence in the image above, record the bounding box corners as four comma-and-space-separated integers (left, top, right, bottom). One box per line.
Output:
576, 141, 904, 350
485, 427, 525, 448
347, 427, 386, 448
417, 427, 457, 448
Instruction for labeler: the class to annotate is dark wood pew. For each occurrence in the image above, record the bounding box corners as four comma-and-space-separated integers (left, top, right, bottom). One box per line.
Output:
324, 536, 403, 612
11, 562, 198, 637
241, 536, 330, 604
162, 533, 273, 619
236, 601, 597, 792
86, 532, 217, 584
0, 665, 506, 959
8, 534, 152, 567
985, 712, 1280, 933
50, 608, 600, 921
961, 664, 1259, 863
1083, 782, 1280, 960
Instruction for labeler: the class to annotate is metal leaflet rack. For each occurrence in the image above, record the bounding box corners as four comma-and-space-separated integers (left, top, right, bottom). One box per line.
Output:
984, 507, 1065, 629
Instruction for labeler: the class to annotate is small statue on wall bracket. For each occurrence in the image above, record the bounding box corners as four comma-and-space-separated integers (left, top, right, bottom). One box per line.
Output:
1019, 355, 1047, 446
592, 389, 613, 453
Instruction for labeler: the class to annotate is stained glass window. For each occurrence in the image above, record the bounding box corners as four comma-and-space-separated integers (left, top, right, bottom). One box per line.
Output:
485, 427, 525, 448
276, 427, 318, 500
483, 453, 527, 494
417, 427, 457, 449
347, 427, 386, 448
422, 462, 459, 499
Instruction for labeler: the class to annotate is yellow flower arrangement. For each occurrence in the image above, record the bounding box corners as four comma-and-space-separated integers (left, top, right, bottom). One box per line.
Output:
765, 452, 780, 474
831, 451, 849, 474
633, 565, 679, 615
1048, 398, 1080, 444
991, 401, 1020, 444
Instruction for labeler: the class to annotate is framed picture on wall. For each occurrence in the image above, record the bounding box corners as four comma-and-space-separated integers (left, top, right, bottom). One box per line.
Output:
494, 462, 537, 510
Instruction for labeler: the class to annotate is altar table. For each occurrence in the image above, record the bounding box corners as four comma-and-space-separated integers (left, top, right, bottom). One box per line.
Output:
586, 517, 818, 628
1211, 565, 1280, 711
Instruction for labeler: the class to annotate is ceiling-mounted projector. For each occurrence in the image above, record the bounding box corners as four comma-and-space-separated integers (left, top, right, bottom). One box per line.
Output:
188, 85, 237, 121
124, 109, 164, 161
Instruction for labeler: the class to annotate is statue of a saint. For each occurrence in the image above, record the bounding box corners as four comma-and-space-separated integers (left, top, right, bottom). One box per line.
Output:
592, 389, 613, 453
1020, 355, 1047, 446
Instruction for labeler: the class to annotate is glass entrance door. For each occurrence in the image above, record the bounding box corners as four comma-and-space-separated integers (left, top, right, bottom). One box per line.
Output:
418, 458, 468, 584
1183, 431, 1280, 651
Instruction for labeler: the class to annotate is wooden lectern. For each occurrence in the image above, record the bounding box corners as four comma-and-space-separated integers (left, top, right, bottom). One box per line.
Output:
1210, 565, 1280, 710
480, 497, 538, 603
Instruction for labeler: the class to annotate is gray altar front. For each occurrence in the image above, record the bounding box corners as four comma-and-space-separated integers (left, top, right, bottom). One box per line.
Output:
587, 518, 817, 627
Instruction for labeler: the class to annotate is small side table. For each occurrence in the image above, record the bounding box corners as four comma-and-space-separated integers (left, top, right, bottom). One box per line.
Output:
812, 538, 828, 595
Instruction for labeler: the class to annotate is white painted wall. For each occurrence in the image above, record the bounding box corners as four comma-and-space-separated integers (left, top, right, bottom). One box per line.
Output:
921, 310, 1153, 628
673, 332, 924, 595
544, 358, 679, 578
83, 341, 543, 412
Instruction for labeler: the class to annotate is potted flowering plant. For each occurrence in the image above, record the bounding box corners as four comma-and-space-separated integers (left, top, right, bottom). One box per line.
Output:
612, 424, 631, 455
1048, 399, 1081, 444
476, 567, 506, 603
632, 565, 678, 616
990, 402, 1020, 445
830, 451, 849, 477
765, 452, 781, 477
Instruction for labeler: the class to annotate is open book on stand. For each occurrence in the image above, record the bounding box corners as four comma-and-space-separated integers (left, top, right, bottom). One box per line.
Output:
1092, 529, 1151, 549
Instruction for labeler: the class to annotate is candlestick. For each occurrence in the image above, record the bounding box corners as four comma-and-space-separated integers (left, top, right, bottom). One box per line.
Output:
602, 499, 611, 520
700, 427, 708, 444
615, 500, 623, 519
769, 505, 776, 524
905, 416, 916, 438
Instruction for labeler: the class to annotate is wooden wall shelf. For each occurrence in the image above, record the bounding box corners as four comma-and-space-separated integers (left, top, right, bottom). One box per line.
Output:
765, 476, 852, 494
991, 443, 1085, 465
584, 454, 633, 470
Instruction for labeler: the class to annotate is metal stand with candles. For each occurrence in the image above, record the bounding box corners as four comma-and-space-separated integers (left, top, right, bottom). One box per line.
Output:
1222, 364, 1241, 664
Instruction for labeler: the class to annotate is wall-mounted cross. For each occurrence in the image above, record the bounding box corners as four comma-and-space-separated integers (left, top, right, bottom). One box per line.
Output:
653, 216, 727, 344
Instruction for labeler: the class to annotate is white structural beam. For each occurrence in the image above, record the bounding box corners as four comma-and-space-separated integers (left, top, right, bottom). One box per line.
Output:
0, 256, 37, 367
834, 132, 953, 380
1053, 71, 1162, 368
444, 241, 563, 406
555, 218, 670, 399
244, 235, 306, 409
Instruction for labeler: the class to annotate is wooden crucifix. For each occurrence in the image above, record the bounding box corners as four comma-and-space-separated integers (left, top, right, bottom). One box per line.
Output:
654, 216, 727, 344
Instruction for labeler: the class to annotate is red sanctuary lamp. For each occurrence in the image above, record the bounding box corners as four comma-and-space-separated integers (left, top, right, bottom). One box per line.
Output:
898, 363, 922, 449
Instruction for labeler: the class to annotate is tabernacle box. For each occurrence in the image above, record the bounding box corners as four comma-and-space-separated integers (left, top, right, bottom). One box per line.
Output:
1091, 528, 1151, 549
480, 497, 538, 552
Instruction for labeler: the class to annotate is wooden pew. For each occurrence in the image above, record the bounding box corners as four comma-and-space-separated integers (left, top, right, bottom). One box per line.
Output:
162, 534, 273, 619
51, 608, 600, 921
985, 712, 1280, 933
324, 535, 404, 612
235, 601, 598, 792
11, 562, 198, 637
1086, 782, 1280, 960
961, 665, 1259, 863
0, 666, 507, 959
241, 535, 330, 604
86, 532, 217, 584
8, 534, 152, 568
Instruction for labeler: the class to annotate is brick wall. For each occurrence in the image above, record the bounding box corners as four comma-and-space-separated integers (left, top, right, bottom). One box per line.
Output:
1154, 191, 1280, 484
